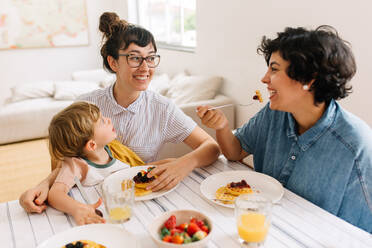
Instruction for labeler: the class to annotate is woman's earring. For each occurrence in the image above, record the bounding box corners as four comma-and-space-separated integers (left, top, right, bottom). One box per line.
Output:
303, 84, 309, 90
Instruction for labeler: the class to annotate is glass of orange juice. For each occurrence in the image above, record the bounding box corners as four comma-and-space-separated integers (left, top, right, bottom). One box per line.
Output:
235, 194, 272, 248
101, 179, 134, 223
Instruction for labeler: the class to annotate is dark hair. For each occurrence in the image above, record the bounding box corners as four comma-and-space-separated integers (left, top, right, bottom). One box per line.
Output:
99, 12, 157, 73
257, 25, 356, 104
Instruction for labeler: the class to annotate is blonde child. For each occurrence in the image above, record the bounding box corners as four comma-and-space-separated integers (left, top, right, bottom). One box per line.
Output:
47, 101, 144, 225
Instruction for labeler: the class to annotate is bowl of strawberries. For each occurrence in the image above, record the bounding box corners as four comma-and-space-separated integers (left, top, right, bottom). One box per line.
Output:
148, 209, 213, 248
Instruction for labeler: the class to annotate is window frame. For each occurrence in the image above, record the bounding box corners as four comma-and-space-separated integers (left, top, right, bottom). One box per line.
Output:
127, 0, 196, 53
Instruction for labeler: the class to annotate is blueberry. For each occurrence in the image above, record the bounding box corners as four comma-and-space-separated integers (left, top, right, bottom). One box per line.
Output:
65, 244, 74, 248
137, 172, 142, 177
75, 241, 84, 248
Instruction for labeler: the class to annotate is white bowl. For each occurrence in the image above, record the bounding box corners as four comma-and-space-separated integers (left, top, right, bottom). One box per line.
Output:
148, 209, 213, 248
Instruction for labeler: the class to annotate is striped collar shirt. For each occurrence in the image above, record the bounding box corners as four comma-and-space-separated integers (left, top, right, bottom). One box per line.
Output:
78, 84, 196, 162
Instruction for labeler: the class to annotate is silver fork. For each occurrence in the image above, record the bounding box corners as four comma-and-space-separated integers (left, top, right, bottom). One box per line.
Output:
212, 198, 282, 206
208, 103, 253, 111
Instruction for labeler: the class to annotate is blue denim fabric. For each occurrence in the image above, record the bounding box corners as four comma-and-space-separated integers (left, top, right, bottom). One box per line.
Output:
235, 100, 372, 233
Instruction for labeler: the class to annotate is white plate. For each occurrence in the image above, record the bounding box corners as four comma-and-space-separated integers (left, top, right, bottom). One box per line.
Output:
103, 165, 178, 201
37, 224, 140, 248
200, 170, 284, 208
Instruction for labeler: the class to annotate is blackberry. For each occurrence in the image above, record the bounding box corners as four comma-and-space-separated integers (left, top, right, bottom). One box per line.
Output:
75, 241, 84, 248
65, 244, 74, 248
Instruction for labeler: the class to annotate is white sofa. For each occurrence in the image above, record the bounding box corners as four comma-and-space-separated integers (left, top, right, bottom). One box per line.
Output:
0, 70, 235, 159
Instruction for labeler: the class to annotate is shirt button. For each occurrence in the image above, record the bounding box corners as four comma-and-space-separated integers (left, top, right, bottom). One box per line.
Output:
291, 155, 296, 160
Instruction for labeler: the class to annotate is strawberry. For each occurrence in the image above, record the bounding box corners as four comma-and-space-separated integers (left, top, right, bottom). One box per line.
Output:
196, 219, 205, 228
187, 222, 200, 236
177, 223, 188, 231
190, 217, 197, 224
201, 225, 209, 233
164, 215, 176, 229
170, 228, 183, 236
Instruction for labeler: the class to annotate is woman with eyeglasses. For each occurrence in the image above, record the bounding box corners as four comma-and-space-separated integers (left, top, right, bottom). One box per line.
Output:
19, 12, 220, 214
197, 26, 372, 232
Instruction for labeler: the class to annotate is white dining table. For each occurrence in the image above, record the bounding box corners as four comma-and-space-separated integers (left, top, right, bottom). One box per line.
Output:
1, 156, 371, 248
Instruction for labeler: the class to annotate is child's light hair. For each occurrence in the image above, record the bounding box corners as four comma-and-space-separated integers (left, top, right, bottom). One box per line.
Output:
48, 101, 100, 162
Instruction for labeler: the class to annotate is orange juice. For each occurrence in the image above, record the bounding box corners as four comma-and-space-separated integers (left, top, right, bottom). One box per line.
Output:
237, 212, 269, 242
109, 205, 131, 221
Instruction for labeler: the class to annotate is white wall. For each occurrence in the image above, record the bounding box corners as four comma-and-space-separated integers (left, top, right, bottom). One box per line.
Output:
0, 0, 126, 104
157, 0, 372, 128
2, 0, 371, 128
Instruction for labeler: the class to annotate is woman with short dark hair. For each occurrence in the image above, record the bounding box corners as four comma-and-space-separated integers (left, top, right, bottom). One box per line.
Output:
198, 25, 372, 232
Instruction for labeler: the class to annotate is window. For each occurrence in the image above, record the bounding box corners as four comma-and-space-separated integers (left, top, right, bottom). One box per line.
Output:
128, 0, 196, 52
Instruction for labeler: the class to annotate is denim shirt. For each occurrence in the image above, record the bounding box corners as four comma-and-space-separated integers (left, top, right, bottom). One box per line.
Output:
235, 100, 372, 232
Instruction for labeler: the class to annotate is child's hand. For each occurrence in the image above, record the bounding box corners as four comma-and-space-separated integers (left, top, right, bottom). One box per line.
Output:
71, 198, 105, 225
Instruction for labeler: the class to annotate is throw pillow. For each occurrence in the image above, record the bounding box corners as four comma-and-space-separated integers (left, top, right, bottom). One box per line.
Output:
100, 74, 116, 88
166, 75, 223, 104
71, 69, 110, 83
147, 73, 170, 95
10, 81, 55, 102
54, 81, 101, 100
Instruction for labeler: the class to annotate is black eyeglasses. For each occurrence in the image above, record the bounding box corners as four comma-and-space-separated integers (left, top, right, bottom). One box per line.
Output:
118, 54, 161, 68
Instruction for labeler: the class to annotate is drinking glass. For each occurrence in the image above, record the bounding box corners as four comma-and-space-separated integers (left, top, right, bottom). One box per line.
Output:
235, 194, 272, 248
101, 179, 134, 223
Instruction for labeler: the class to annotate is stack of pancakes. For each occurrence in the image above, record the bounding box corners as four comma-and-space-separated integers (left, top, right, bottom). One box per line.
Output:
215, 179, 253, 204
62, 240, 106, 248
129, 167, 156, 196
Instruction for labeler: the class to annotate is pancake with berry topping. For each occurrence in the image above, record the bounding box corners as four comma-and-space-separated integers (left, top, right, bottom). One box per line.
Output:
215, 179, 253, 204
226, 179, 253, 196
130, 167, 156, 196
62, 240, 106, 248
215, 186, 236, 204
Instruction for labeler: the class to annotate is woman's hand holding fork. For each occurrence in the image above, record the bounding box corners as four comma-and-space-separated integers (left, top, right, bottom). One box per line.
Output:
196, 105, 230, 131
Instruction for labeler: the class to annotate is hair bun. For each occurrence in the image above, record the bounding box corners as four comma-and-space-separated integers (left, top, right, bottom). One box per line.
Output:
99, 12, 128, 38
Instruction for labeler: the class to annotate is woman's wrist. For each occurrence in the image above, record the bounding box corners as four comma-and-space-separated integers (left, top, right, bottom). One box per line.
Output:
177, 153, 199, 170
182, 140, 219, 169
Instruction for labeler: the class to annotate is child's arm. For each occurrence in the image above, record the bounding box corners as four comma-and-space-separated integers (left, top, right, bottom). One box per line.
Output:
48, 182, 105, 225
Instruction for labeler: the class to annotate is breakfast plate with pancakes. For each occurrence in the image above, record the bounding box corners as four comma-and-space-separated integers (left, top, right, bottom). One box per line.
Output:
103, 165, 178, 201
200, 170, 284, 208
37, 224, 140, 248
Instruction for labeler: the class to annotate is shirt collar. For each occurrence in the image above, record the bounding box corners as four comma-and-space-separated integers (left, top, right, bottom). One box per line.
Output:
82, 145, 116, 168
106, 83, 143, 115
287, 100, 337, 151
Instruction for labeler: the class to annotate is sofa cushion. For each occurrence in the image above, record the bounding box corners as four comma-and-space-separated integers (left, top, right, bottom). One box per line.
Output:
147, 73, 171, 95
54, 81, 101, 100
0, 98, 73, 144
166, 74, 223, 105
71, 69, 107, 82
71, 69, 116, 88
9, 81, 54, 102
